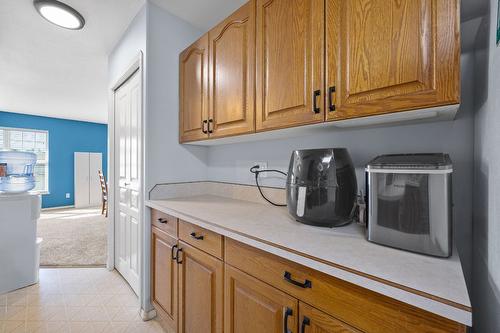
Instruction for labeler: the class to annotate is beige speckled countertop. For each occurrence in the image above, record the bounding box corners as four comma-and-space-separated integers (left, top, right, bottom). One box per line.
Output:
145, 195, 471, 326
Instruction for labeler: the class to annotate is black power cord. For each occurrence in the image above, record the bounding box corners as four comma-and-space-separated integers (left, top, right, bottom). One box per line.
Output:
250, 165, 287, 207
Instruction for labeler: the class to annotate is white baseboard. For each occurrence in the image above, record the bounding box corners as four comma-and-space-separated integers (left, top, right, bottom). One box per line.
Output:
140, 308, 157, 321
41, 205, 75, 211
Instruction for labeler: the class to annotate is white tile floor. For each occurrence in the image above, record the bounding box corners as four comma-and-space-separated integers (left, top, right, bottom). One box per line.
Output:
0, 268, 165, 333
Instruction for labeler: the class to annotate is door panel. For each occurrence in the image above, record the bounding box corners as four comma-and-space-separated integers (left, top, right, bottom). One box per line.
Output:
299, 302, 361, 333
224, 265, 298, 333
74, 152, 90, 208
208, 0, 255, 138
89, 153, 102, 206
256, 0, 324, 131
152, 227, 178, 328
180, 35, 209, 142
178, 241, 223, 333
114, 68, 141, 294
326, 0, 460, 120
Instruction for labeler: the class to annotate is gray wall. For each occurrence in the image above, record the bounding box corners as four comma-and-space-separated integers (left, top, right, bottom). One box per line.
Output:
206, 55, 475, 288
472, 0, 500, 331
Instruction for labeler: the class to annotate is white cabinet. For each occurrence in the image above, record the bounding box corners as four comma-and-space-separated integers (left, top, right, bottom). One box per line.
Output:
74, 152, 102, 208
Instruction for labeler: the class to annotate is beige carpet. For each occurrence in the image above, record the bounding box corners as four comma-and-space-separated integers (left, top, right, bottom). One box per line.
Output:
37, 207, 107, 266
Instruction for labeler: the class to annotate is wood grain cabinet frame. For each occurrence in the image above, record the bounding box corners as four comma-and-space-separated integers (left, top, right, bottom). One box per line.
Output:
325, 0, 460, 121
255, 0, 325, 131
208, 0, 256, 138
179, 34, 209, 142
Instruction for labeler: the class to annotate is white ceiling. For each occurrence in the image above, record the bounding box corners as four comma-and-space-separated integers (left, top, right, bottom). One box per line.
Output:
0, 0, 489, 124
151, 0, 246, 31
0, 0, 144, 124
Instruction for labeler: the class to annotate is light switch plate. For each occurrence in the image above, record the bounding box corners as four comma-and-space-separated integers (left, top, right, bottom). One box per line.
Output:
66, 193, 70, 199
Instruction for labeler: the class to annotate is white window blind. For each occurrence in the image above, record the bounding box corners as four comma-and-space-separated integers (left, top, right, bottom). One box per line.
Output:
0, 127, 49, 193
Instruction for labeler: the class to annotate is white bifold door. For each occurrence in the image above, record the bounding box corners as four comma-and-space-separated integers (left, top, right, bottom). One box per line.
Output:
74, 152, 102, 208
113, 68, 141, 294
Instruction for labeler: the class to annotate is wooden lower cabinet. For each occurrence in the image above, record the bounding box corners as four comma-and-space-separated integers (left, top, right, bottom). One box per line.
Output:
178, 241, 223, 333
299, 302, 360, 333
224, 265, 298, 333
151, 227, 178, 330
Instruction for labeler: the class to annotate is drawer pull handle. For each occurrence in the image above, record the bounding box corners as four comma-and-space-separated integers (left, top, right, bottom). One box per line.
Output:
284, 307, 293, 333
190, 232, 204, 240
283, 271, 312, 289
301, 316, 310, 333
157, 218, 168, 224
176, 248, 183, 264
171, 244, 178, 260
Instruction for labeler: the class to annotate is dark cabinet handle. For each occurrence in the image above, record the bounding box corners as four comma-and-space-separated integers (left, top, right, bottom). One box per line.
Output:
283, 271, 312, 289
301, 316, 310, 333
190, 232, 204, 240
328, 86, 336, 111
202, 120, 208, 134
284, 307, 293, 333
157, 218, 168, 224
313, 90, 321, 114
208, 119, 213, 133
171, 244, 178, 260
176, 248, 183, 264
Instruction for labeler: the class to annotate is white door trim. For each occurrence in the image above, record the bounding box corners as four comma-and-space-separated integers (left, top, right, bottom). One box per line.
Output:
107, 52, 144, 292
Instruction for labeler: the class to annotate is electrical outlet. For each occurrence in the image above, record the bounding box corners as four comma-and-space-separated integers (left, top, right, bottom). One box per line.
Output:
65, 193, 70, 199
255, 161, 268, 178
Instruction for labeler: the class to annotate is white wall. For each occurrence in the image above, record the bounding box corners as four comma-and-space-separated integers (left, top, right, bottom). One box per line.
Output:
206, 55, 476, 288
142, 0, 206, 313
472, 0, 500, 331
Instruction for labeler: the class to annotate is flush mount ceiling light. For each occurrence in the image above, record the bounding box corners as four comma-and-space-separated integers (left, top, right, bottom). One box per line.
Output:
33, 0, 85, 30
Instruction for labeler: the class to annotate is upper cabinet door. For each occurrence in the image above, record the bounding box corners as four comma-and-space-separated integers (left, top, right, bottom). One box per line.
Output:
326, 0, 460, 121
179, 35, 209, 142
255, 0, 325, 131
208, 1, 256, 138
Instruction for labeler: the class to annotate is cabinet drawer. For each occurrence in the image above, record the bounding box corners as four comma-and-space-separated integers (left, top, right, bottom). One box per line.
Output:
151, 209, 178, 237
178, 220, 223, 259
225, 239, 465, 333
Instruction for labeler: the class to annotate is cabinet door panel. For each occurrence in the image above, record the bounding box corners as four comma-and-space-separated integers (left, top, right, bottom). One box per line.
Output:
209, 1, 255, 138
225, 265, 298, 333
151, 227, 177, 329
299, 302, 361, 333
256, 0, 324, 131
178, 241, 223, 333
326, 0, 459, 120
180, 35, 209, 142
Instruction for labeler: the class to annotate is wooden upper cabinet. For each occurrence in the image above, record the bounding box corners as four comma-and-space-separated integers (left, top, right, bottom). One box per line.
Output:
326, 0, 460, 121
178, 241, 223, 333
225, 265, 298, 333
255, 0, 325, 131
299, 302, 361, 333
151, 227, 178, 330
208, 1, 256, 138
179, 34, 209, 142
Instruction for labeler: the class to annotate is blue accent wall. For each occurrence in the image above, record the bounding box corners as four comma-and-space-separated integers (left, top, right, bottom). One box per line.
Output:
0, 111, 107, 208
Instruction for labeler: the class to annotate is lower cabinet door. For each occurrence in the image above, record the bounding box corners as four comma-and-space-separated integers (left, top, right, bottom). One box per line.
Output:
151, 227, 178, 330
178, 241, 223, 333
299, 302, 361, 333
224, 265, 299, 333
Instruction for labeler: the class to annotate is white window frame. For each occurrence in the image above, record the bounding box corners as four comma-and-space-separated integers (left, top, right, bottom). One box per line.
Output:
0, 126, 49, 194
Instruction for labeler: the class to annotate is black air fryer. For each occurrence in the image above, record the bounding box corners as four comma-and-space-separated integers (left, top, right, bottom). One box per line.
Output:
286, 148, 357, 227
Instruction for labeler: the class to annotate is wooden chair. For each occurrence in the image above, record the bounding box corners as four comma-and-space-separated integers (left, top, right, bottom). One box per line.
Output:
98, 170, 108, 217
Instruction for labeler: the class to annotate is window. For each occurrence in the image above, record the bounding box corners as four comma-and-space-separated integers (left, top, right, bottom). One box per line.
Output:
0, 127, 49, 193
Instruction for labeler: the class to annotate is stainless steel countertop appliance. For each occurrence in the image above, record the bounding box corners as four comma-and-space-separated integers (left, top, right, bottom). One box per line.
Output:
286, 148, 357, 227
366, 153, 453, 257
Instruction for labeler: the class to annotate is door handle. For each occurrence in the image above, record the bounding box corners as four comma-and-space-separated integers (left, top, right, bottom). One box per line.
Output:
208, 119, 213, 134
171, 244, 178, 260
313, 90, 321, 114
283, 271, 312, 288
202, 120, 208, 134
176, 248, 183, 264
300, 316, 310, 333
284, 307, 293, 333
124, 182, 130, 186
328, 86, 336, 111
190, 232, 204, 240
